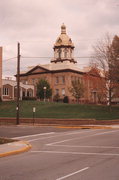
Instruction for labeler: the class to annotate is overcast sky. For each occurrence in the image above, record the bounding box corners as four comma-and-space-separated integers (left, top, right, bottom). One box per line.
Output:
0, 0, 119, 77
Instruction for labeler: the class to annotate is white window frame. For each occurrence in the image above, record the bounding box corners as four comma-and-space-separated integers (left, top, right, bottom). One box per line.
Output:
3, 87, 9, 96
62, 88, 65, 96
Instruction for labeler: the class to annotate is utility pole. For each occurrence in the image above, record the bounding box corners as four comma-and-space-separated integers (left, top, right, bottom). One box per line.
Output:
16, 42, 20, 125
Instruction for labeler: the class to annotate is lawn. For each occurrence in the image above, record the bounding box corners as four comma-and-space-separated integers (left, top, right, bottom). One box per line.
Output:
0, 101, 119, 120
0, 137, 16, 144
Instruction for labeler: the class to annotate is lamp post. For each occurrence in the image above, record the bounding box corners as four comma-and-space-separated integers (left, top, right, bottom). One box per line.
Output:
43, 86, 47, 102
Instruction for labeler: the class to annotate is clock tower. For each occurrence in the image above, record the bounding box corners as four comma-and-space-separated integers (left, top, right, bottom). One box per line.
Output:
51, 24, 77, 64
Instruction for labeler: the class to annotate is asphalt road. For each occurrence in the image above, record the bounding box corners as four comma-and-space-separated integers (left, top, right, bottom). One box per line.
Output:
0, 126, 119, 180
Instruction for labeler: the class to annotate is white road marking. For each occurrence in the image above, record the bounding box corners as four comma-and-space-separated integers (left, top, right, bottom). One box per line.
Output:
27, 129, 97, 142
49, 144, 119, 149
47, 129, 119, 146
13, 132, 55, 139
94, 129, 119, 136
31, 150, 119, 156
56, 167, 89, 180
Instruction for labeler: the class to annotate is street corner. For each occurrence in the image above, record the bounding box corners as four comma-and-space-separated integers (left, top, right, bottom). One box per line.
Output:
0, 140, 32, 158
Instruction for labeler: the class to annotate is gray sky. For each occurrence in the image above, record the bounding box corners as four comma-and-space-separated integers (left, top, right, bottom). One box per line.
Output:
0, 0, 119, 77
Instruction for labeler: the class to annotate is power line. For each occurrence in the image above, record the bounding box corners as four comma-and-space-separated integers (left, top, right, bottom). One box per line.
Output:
76, 56, 94, 58
2, 55, 94, 65
21, 56, 52, 59
3, 57, 17, 62
21, 56, 94, 59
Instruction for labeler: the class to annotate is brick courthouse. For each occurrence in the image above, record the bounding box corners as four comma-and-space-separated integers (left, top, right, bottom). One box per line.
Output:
19, 24, 106, 103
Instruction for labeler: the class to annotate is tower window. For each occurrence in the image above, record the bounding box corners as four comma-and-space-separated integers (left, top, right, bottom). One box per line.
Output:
64, 49, 68, 58
58, 49, 62, 58
70, 49, 72, 58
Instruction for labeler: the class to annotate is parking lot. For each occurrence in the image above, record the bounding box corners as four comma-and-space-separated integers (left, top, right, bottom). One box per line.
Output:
0, 126, 119, 180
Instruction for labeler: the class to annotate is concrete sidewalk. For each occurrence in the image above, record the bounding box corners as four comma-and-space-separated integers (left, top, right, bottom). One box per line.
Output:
56, 124, 119, 129
0, 141, 31, 158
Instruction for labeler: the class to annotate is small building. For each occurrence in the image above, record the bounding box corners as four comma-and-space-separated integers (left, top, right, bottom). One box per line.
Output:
2, 78, 35, 101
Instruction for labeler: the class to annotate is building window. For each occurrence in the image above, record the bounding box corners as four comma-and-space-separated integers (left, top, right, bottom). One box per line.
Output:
3, 87, 9, 95
32, 79, 35, 85
22, 91, 25, 97
27, 90, 33, 97
56, 77, 59, 84
78, 77, 81, 82
55, 89, 59, 95
61, 76, 65, 84
71, 76, 74, 81
22, 80, 28, 85
62, 88, 65, 96
27, 91, 29, 97
29, 91, 33, 97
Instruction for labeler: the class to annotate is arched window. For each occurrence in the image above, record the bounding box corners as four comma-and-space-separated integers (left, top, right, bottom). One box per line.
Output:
3, 87, 9, 95
70, 49, 72, 58
64, 49, 67, 58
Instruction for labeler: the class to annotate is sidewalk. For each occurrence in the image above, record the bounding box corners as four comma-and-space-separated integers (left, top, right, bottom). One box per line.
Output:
56, 124, 119, 129
0, 141, 31, 158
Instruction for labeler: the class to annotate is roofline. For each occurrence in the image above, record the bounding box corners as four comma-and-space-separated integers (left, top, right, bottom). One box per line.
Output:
53, 45, 74, 49
26, 65, 50, 74
51, 58, 77, 63
19, 68, 85, 77
15, 65, 50, 77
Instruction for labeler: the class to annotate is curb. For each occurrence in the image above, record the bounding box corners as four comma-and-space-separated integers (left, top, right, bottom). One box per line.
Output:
0, 141, 32, 158
56, 125, 113, 129
20, 124, 114, 129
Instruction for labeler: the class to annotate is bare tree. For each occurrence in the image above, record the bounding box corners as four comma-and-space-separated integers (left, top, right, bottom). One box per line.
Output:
69, 80, 84, 103
91, 33, 119, 110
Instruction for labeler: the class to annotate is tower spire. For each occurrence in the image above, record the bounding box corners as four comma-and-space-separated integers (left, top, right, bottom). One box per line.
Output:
61, 23, 66, 34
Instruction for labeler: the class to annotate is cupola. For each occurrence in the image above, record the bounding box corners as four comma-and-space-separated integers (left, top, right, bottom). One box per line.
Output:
51, 24, 77, 64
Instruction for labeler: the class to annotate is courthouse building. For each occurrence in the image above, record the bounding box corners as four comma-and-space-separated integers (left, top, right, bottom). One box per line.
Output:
19, 24, 105, 103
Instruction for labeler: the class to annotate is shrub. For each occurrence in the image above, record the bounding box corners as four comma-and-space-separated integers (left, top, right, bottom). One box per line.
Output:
22, 96, 37, 101
63, 96, 69, 103
0, 96, 2, 102
53, 94, 60, 102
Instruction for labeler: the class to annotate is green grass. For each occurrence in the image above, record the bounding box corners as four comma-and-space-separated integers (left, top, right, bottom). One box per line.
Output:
0, 101, 119, 120
0, 137, 16, 144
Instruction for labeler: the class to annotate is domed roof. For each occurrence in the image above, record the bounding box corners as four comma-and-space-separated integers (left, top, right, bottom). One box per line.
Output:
54, 24, 74, 48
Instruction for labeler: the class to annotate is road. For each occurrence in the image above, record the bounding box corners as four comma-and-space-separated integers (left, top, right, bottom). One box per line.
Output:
0, 126, 119, 180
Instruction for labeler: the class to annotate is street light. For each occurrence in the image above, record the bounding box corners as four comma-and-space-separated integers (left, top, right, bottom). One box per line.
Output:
43, 86, 47, 102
